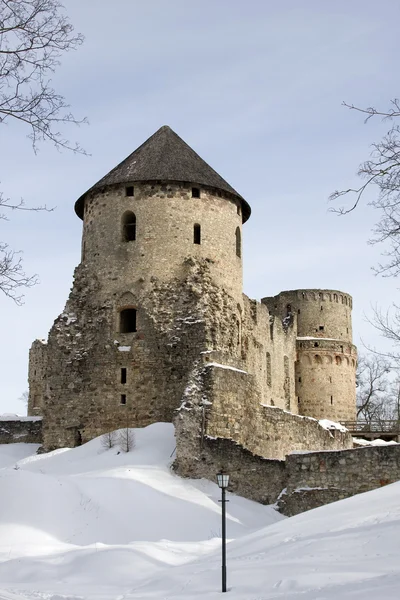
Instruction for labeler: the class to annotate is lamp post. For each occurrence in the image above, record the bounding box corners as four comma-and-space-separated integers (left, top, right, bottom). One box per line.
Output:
217, 471, 229, 593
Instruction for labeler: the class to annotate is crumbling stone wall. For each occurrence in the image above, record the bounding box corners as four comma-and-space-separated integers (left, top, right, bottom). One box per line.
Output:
278, 445, 400, 516
0, 417, 42, 444
174, 357, 352, 487
28, 340, 47, 415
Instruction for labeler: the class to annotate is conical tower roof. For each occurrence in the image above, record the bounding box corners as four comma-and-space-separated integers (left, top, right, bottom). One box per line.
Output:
75, 126, 251, 222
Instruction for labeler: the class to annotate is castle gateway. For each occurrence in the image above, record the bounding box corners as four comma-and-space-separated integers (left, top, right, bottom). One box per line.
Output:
28, 126, 356, 455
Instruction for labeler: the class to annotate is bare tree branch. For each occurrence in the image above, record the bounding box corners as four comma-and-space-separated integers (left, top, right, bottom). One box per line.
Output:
330, 98, 400, 277
0, 0, 86, 303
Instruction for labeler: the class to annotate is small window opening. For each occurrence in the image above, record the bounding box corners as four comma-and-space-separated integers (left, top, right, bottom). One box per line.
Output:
286, 304, 292, 315
235, 227, 241, 258
330, 395, 333, 405
298, 377, 301, 382
121, 368, 127, 384
192, 187, 200, 198
320, 305, 323, 311
298, 309, 301, 314
319, 326, 324, 331
314, 342, 319, 347
122, 211, 136, 242
297, 396, 300, 404
347, 327, 349, 334
125, 186, 134, 197
120, 394, 127, 405
120, 308, 137, 333
237, 203, 241, 215
194, 223, 201, 244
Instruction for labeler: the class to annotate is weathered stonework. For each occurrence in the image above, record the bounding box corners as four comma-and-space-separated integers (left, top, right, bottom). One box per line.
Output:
28, 126, 357, 467
0, 417, 42, 444
278, 445, 400, 516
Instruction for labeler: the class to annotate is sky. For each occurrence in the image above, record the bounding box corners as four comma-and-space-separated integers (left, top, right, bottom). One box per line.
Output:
1, 0, 400, 413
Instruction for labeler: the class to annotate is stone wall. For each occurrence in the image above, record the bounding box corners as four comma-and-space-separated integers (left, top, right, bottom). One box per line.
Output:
278, 445, 400, 516
200, 360, 352, 460
0, 417, 42, 444
28, 339, 47, 415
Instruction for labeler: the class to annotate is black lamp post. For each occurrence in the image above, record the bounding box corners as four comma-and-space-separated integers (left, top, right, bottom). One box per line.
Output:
217, 471, 229, 593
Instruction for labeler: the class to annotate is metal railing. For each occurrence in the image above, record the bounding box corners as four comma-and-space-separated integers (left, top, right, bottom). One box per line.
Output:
341, 420, 400, 434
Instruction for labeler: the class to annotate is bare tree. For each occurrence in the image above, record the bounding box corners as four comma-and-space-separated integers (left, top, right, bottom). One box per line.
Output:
330, 99, 400, 277
101, 430, 117, 450
18, 389, 28, 406
118, 423, 135, 453
0, 0, 86, 303
356, 353, 392, 424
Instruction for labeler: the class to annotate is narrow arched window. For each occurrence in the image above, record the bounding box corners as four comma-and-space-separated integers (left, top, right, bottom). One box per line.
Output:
122, 211, 136, 242
235, 227, 241, 257
194, 223, 201, 244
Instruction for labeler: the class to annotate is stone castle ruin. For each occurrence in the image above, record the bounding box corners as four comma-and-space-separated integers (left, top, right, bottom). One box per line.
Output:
28, 126, 357, 465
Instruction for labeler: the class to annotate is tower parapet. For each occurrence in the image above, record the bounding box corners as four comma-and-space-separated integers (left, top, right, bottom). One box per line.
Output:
262, 289, 357, 422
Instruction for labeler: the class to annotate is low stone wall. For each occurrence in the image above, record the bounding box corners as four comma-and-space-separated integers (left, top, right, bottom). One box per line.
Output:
278, 444, 400, 516
174, 434, 286, 505
0, 417, 42, 444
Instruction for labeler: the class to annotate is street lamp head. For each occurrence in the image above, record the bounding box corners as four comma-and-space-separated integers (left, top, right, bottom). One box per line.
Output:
217, 471, 230, 489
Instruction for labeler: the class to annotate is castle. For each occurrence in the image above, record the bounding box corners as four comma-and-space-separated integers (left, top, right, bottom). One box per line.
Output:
28, 125, 357, 460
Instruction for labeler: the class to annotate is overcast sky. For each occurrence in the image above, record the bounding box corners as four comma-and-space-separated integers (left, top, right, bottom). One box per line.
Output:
1, 0, 400, 413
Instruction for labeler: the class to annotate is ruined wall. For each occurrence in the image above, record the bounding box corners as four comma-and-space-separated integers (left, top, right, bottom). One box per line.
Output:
39, 258, 212, 450
28, 339, 47, 415
239, 297, 298, 413
0, 417, 42, 444
278, 445, 400, 516
175, 357, 352, 475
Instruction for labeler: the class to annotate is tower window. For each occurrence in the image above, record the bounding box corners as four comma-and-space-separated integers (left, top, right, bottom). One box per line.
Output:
120, 394, 127, 405
193, 223, 201, 244
121, 368, 127, 384
125, 186, 134, 197
192, 187, 200, 198
235, 227, 241, 258
120, 308, 137, 333
319, 326, 324, 331
330, 395, 333, 405
122, 211, 136, 242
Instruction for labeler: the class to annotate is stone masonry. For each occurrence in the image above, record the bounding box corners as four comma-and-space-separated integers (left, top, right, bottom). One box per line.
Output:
28, 126, 357, 469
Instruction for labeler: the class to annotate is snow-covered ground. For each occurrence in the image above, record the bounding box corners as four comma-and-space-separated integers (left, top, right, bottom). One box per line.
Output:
0, 423, 400, 599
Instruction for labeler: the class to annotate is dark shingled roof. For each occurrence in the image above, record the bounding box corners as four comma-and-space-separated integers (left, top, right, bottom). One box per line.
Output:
74, 125, 251, 222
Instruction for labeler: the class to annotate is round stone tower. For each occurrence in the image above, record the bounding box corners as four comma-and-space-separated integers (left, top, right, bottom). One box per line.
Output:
262, 289, 357, 423
35, 126, 252, 449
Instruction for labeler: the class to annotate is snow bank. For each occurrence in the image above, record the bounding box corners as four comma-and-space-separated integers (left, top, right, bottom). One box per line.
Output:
2, 424, 400, 598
